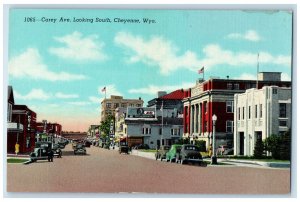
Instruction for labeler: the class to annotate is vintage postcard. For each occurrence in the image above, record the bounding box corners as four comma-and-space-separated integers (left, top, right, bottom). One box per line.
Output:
5, 7, 293, 196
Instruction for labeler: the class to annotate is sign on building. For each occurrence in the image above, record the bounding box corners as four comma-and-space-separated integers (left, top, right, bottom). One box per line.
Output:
126, 107, 156, 119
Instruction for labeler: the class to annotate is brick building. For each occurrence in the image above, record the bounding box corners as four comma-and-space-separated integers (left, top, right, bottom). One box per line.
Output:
7, 86, 37, 154
182, 72, 291, 149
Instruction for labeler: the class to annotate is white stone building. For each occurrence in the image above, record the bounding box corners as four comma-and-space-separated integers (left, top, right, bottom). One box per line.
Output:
234, 86, 291, 156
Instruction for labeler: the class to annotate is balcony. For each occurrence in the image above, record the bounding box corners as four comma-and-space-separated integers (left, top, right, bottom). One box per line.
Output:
7, 122, 24, 132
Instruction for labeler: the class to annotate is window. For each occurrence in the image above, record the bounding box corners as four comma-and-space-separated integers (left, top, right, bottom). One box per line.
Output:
171, 129, 173, 135
7, 103, 12, 122
204, 121, 208, 132
255, 105, 258, 118
136, 104, 141, 107
114, 103, 119, 108
121, 103, 126, 108
242, 107, 245, 120
226, 121, 233, 133
248, 106, 251, 119
279, 120, 287, 127
260, 104, 263, 118
279, 103, 287, 118
227, 83, 232, 90
273, 88, 278, 94
142, 127, 151, 135
238, 108, 240, 120
226, 101, 234, 113
129, 103, 134, 107
125, 128, 127, 134
159, 128, 162, 135
205, 102, 208, 113
171, 128, 179, 136
234, 83, 239, 90
106, 103, 111, 108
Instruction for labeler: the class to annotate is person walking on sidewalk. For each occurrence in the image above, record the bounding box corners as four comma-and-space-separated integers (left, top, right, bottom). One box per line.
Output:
15, 142, 20, 156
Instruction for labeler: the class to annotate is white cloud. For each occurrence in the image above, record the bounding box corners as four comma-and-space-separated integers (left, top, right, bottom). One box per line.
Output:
199, 44, 291, 69
98, 84, 122, 98
66, 101, 90, 106
226, 30, 261, 42
49, 31, 108, 61
115, 32, 202, 75
281, 73, 291, 81
55, 92, 79, 99
89, 96, 101, 104
129, 82, 194, 96
14, 89, 51, 100
9, 48, 87, 81
115, 32, 290, 75
233, 73, 256, 80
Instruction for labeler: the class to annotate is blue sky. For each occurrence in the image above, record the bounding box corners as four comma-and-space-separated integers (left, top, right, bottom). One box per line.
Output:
8, 9, 292, 131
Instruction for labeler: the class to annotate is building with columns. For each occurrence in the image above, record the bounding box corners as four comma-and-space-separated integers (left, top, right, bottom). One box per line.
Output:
234, 86, 291, 156
182, 72, 291, 150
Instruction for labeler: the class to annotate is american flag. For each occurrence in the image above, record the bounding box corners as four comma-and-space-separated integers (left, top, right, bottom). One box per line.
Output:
101, 87, 106, 92
198, 67, 204, 74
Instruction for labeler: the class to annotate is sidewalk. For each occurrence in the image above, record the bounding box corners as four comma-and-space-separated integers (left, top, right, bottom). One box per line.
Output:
7, 153, 30, 159
129, 150, 290, 168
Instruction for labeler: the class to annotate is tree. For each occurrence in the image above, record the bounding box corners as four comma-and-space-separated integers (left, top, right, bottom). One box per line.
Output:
264, 134, 281, 159
99, 115, 115, 143
253, 137, 265, 159
194, 140, 206, 152
278, 129, 291, 160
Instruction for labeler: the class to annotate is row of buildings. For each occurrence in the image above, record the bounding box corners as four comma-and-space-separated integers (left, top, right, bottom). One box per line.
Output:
7, 86, 62, 154
88, 72, 291, 156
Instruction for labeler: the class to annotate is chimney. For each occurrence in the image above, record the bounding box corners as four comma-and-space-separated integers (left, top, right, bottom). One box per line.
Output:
158, 91, 167, 98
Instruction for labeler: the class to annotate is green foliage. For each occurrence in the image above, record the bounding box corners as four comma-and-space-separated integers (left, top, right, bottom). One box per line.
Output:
99, 115, 114, 142
7, 158, 29, 163
176, 138, 189, 145
194, 140, 207, 152
253, 137, 265, 159
264, 130, 291, 160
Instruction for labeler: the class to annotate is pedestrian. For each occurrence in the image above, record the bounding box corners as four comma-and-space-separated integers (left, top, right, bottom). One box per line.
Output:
15, 142, 20, 156
48, 150, 54, 162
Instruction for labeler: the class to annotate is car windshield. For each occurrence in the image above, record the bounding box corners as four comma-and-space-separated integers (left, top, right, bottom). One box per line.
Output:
76, 144, 84, 148
184, 146, 200, 151
34, 148, 40, 153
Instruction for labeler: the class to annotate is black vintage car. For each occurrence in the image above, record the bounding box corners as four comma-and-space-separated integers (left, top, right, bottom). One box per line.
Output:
155, 145, 170, 161
119, 142, 129, 154
175, 144, 203, 165
74, 144, 86, 155
30, 147, 53, 162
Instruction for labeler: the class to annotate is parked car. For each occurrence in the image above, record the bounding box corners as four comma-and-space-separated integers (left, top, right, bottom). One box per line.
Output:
52, 144, 62, 158
155, 145, 171, 161
166, 144, 182, 162
119, 142, 129, 154
176, 144, 203, 165
84, 140, 92, 148
74, 144, 86, 155
30, 147, 53, 162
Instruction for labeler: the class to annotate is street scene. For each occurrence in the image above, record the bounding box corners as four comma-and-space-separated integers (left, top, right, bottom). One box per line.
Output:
5, 8, 292, 195
7, 143, 290, 194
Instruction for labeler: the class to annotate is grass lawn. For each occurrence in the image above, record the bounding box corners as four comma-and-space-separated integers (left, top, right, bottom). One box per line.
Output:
140, 149, 157, 153
7, 158, 29, 163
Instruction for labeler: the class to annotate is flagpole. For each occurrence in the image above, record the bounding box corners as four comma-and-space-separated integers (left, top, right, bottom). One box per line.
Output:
203, 66, 205, 81
256, 53, 259, 89
161, 100, 163, 146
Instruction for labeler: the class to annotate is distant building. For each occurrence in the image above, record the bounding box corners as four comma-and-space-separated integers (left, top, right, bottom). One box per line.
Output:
88, 125, 100, 138
7, 86, 37, 154
36, 122, 62, 142
100, 95, 143, 121
182, 72, 291, 149
114, 90, 186, 148
234, 86, 291, 156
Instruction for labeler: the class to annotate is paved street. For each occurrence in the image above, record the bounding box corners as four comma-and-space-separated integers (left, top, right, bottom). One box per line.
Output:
7, 144, 290, 194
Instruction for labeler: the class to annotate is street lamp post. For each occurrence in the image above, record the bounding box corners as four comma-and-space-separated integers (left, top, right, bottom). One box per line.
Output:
211, 114, 217, 165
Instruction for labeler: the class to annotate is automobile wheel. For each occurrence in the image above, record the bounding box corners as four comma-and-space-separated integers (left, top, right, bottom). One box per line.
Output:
160, 157, 163, 161
181, 159, 184, 165
155, 155, 158, 160
170, 158, 173, 163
